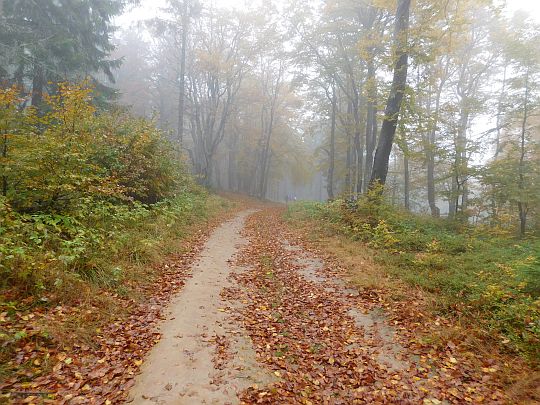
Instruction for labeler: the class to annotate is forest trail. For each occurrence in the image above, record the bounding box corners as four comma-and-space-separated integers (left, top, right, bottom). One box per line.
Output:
127, 207, 507, 404
127, 210, 275, 404
127, 208, 411, 404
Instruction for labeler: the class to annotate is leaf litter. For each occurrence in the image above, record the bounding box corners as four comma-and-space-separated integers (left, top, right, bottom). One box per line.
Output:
229, 208, 507, 404
1, 205, 511, 404
0, 216, 228, 405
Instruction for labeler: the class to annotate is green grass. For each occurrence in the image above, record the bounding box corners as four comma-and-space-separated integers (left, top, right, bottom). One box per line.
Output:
0, 188, 231, 296
286, 199, 540, 364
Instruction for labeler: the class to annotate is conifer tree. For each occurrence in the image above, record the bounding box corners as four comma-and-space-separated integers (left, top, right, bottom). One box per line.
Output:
0, 0, 130, 106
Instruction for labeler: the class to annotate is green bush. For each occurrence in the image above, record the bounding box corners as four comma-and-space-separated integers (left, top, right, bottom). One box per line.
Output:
1, 83, 187, 214
0, 83, 211, 294
0, 189, 214, 292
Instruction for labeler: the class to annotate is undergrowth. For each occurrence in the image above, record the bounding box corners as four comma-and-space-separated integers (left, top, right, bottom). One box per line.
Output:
286, 197, 540, 365
0, 190, 226, 296
0, 83, 234, 382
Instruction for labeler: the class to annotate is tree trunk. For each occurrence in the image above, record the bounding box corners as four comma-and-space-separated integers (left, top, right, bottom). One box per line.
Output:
345, 101, 353, 194
215, 161, 221, 189
426, 78, 444, 217
369, 0, 410, 188
362, 8, 378, 193
494, 63, 508, 158
327, 86, 336, 200
204, 153, 213, 187
177, 0, 189, 145
455, 108, 469, 215
450, 100, 469, 219
391, 154, 398, 205
426, 153, 439, 216
364, 59, 377, 192
259, 135, 271, 198
448, 178, 457, 219
258, 111, 274, 199
14, 62, 25, 92
228, 149, 237, 191
261, 153, 272, 199
31, 64, 44, 108
353, 97, 364, 195
2, 132, 7, 197
518, 68, 529, 238
257, 64, 283, 199
404, 152, 410, 210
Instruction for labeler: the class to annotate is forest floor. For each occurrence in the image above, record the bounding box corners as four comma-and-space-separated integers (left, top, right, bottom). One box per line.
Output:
126, 205, 516, 405
2, 202, 536, 404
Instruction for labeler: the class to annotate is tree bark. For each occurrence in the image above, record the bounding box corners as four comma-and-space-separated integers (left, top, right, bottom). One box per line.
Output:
449, 178, 457, 219
327, 85, 336, 200
391, 154, 398, 205
261, 153, 272, 199
31, 64, 44, 108
518, 68, 529, 238
257, 64, 283, 199
228, 131, 238, 191
177, 0, 189, 146
353, 95, 364, 195
453, 107, 469, 216
361, 7, 378, 193
363, 56, 377, 192
404, 150, 410, 210
426, 142, 437, 213
494, 63, 508, 158
2, 131, 7, 197
426, 67, 446, 218
426, 149, 439, 216
345, 100, 353, 194
369, 0, 410, 188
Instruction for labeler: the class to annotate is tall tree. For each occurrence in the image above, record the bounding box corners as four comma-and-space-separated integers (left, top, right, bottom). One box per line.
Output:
370, 0, 411, 188
164, 0, 201, 145
186, 9, 251, 185
0, 0, 129, 106
256, 60, 285, 199
324, 82, 337, 200
501, 12, 540, 236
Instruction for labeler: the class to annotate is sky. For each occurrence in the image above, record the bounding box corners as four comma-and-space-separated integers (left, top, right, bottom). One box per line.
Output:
117, 0, 540, 27
116, 0, 259, 26
505, 0, 540, 18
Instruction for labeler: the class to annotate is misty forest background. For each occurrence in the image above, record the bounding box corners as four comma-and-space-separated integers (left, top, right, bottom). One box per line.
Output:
1, 0, 539, 232
118, 0, 537, 230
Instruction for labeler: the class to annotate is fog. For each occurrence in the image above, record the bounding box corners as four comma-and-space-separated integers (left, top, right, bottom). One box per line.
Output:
1, 0, 539, 223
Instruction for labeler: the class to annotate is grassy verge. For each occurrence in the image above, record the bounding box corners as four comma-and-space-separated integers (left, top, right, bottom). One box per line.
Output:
0, 189, 234, 381
285, 199, 540, 366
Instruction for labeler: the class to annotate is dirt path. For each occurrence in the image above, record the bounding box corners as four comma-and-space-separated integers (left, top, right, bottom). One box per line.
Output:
128, 207, 506, 404
128, 210, 273, 404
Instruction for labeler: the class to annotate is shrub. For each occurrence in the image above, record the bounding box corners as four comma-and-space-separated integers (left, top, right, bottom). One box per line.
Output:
0, 82, 203, 293
1, 83, 187, 214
